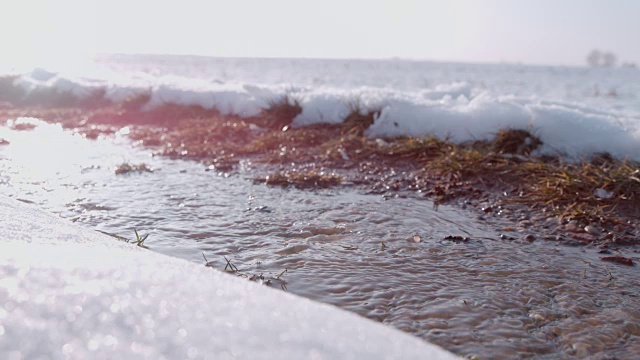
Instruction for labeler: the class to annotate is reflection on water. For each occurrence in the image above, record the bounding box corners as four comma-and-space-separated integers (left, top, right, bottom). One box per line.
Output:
1, 119, 639, 358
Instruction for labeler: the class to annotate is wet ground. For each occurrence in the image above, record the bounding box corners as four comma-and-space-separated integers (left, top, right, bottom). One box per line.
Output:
1, 119, 639, 359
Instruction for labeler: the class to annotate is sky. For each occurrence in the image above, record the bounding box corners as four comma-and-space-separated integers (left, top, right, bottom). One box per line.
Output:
1, 0, 639, 67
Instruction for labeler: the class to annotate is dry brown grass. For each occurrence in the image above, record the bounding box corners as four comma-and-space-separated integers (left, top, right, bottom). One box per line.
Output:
341, 100, 381, 136
121, 91, 152, 112
115, 162, 153, 175
3, 99, 637, 229
255, 94, 302, 129
515, 159, 640, 224
492, 128, 543, 155
254, 171, 343, 189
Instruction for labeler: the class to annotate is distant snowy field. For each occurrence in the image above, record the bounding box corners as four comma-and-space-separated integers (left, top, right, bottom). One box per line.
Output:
5, 54, 640, 161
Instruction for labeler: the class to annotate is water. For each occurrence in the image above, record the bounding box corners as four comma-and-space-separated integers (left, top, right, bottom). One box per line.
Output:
1, 119, 639, 358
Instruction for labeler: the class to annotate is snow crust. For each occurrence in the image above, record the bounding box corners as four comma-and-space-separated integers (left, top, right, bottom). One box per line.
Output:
8, 60, 640, 161
0, 196, 456, 360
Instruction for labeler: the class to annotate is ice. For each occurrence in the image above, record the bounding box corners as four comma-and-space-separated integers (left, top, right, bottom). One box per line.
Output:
0, 196, 456, 359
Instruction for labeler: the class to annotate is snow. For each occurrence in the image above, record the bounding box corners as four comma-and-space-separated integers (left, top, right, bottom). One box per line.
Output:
145, 80, 266, 117
366, 93, 640, 160
0, 196, 456, 360
5, 57, 640, 161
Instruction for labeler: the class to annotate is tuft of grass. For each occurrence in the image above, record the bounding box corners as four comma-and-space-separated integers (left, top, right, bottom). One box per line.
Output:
121, 91, 152, 112
202, 253, 216, 267
342, 98, 381, 135
133, 229, 149, 247
115, 162, 153, 175
590, 152, 614, 167
223, 256, 239, 272
100, 229, 150, 247
492, 128, 542, 156
258, 93, 303, 129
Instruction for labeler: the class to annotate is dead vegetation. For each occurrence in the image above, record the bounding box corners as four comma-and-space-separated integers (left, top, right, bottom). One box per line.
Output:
202, 253, 288, 290
342, 99, 381, 136
255, 94, 302, 130
121, 91, 152, 112
114, 162, 153, 175
254, 171, 343, 189
2, 100, 638, 240
492, 128, 543, 155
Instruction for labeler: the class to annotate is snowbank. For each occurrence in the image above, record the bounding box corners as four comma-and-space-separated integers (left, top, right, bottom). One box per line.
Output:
366, 94, 640, 160
8, 67, 640, 161
0, 196, 456, 360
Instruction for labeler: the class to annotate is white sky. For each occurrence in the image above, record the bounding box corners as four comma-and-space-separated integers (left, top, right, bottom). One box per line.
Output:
1, 0, 639, 66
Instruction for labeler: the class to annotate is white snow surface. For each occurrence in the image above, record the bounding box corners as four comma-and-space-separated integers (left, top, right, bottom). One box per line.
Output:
0, 196, 457, 360
6, 56, 640, 161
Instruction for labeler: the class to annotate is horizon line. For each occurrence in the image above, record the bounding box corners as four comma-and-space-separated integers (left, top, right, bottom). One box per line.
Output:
96, 52, 599, 69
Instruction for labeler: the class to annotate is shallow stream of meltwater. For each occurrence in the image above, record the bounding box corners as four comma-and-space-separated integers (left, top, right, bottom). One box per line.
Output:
1, 120, 639, 359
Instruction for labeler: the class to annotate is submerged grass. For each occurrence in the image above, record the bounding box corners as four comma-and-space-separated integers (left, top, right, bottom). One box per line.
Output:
201, 253, 288, 290
97, 229, 150, 248
255, 171, 343, 189
115, 162, 153, 175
